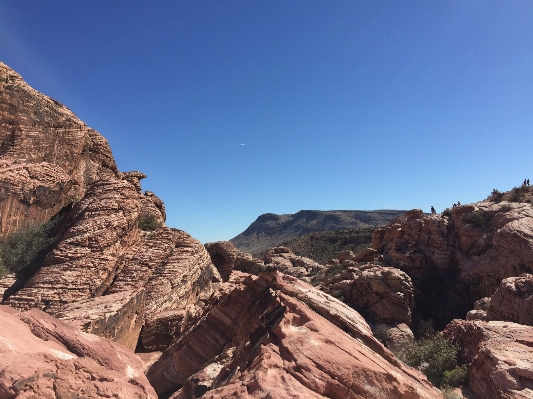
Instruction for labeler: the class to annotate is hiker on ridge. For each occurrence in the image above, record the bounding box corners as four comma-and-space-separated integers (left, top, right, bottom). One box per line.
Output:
431, 206, 436, 214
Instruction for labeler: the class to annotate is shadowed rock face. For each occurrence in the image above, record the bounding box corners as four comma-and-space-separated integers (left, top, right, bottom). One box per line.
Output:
0, 61, 118, 236
366, 202, 533, 328
230, 210, 407, 255
0, 305, 157, 398
444, 319, 533, 399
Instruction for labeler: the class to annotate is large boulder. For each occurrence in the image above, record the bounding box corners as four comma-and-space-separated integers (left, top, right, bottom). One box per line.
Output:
149, 271, 444, 399
264, 246, 325, 278
0, 61, 118, 236
205, 240, 263, 281
443, 319, 533, 399
0, 305, 156, 398
486, 274, 533, 325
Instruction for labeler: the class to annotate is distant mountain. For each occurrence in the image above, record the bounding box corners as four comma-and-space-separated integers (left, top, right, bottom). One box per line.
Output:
230, 210, 406, 255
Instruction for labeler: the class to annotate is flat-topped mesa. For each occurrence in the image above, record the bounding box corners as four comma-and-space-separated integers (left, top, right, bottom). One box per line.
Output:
0, 61, 118, 236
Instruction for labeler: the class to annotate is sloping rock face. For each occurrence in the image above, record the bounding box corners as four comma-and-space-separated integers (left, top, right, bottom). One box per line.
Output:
264, 246, 325, 278
0, 305, 156, 398
231, 209, 406, 255
367, 202, 533, 328
205, 241, 262, 281
54, 289, 145, 351
0, 61, 118, 236
149, 271, 443, 399
443, 319, 533, 399
5, 179, 143, 311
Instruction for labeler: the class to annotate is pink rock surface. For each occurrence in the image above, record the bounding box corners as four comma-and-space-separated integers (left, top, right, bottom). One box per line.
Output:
444, 319, 533, 399
205, 240, 262, 281
264, 246, 325, 278
0, 61, 118, 237
54, 289, 145, 351
487, 274, 533, 325
0, 305, 156, 398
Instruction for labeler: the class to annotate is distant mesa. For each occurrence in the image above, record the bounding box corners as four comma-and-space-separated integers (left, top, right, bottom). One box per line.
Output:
230, 209, 406, 255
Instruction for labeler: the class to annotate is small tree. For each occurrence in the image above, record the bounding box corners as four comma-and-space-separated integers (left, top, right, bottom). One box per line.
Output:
138, 214, 162, 231
0, 220, 55, 274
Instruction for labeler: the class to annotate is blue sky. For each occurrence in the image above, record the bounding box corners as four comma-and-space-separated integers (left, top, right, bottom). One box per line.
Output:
1, 1, 532, 243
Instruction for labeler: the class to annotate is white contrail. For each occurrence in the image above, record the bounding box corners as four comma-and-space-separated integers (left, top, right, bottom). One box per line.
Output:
453, 51, 474, 63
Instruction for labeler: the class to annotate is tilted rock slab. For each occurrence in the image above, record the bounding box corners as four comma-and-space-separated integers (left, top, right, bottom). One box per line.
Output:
150, 271, 443, 399
0, 61, 118, 236
205, 240, 263, 281
5, 179, 142, 312
107, 227, 221, 350
54, 289, 145, 351
444, 319, 533, 399
0, 305, 156, 398
264, 246, 325, 278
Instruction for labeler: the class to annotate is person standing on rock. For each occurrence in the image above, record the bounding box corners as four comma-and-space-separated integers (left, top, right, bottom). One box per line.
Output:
528, 179, 530, 186
457, 201, 461, 206
431, 206, 436, 214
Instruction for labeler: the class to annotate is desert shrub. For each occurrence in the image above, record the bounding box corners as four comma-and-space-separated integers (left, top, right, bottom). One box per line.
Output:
0, 256, 7, 279
442, 208, 452, 218
138, 214, 162, 231
0, 220, 55, 274
463, 210, 486, 228
490, 189, 503, 202
372, 323, 390, 344
399, 333, 462, 387
417, 319, 435, 339
325, 263, 343, 276
499, 203, 512, 212
441, 387, 462, 399
441, 364, 467, 387
509, 187, 524, 202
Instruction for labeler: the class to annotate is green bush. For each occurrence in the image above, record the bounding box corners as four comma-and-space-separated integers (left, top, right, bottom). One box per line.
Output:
0, 256, 8, 279
441, 364, 467, 387
499, 203, 512, 212
325, 263, 343, 276
138, 214, 162, 231
0, 220, 55, 274
490, 189, 503, 202
442, 208, 452, 218
509, 186, 524, 202
399, 333, 462, 387
463, 210, 486, 228
372, 323, 390, 344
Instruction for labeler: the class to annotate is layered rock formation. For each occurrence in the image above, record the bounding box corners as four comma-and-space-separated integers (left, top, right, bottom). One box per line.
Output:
231, 209, 406, 255
205, 240, 263, 281
360, 201, 533, 328
444, 319, 533, 399
0, 305, 156, 398
0, 61, 118, 236
263, 246, 325, 278
148, 271, 443, 399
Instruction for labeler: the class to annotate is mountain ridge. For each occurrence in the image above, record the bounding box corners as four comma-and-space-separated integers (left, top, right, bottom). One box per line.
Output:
230, 209, 406, 255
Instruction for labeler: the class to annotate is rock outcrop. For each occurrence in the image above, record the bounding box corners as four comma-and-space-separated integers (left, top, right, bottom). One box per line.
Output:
0, 305, 156, 398
320, 264, 414, 325
486, 274, 533, 326
0, 61, 118, 236
264, 246, 325, 278
149, 271, 444, 398
205, 240, 262, 281
444, 319, 533, 399
364, 201, 533, 328
54, 289, 146, 351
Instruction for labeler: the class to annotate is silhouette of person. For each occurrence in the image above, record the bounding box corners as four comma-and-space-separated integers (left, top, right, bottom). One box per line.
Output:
453, 203, 457, 208
431, 206, 436, 214
528, 179, 530, 186
457, 201, 461, 206
525, 179, 528, 186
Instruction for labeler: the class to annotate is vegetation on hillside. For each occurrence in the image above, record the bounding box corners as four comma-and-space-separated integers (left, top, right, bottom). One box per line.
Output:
0, 220, 56, 278
489, 184, 533, 204
273, 228, 374, 264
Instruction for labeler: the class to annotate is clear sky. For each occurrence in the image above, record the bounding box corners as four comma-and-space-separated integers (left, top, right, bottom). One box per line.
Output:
1, 1, 532, 243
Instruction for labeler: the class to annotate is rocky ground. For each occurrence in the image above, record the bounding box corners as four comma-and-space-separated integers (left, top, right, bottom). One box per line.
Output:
1, 60, 533, 399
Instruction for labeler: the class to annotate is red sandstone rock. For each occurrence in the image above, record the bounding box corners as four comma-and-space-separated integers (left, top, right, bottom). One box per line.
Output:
150, 271, 443, 398
320, 264, 414, 324
54, 289, 145, 351
487, 274, 533, 326
264, 246, 325, 277
444, 319, 533, 399
384, 323, 415, 353
5, 178, 143, 311
205, 240, 263, 281
0, 62, 118, 236
0, 305, 156, 398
